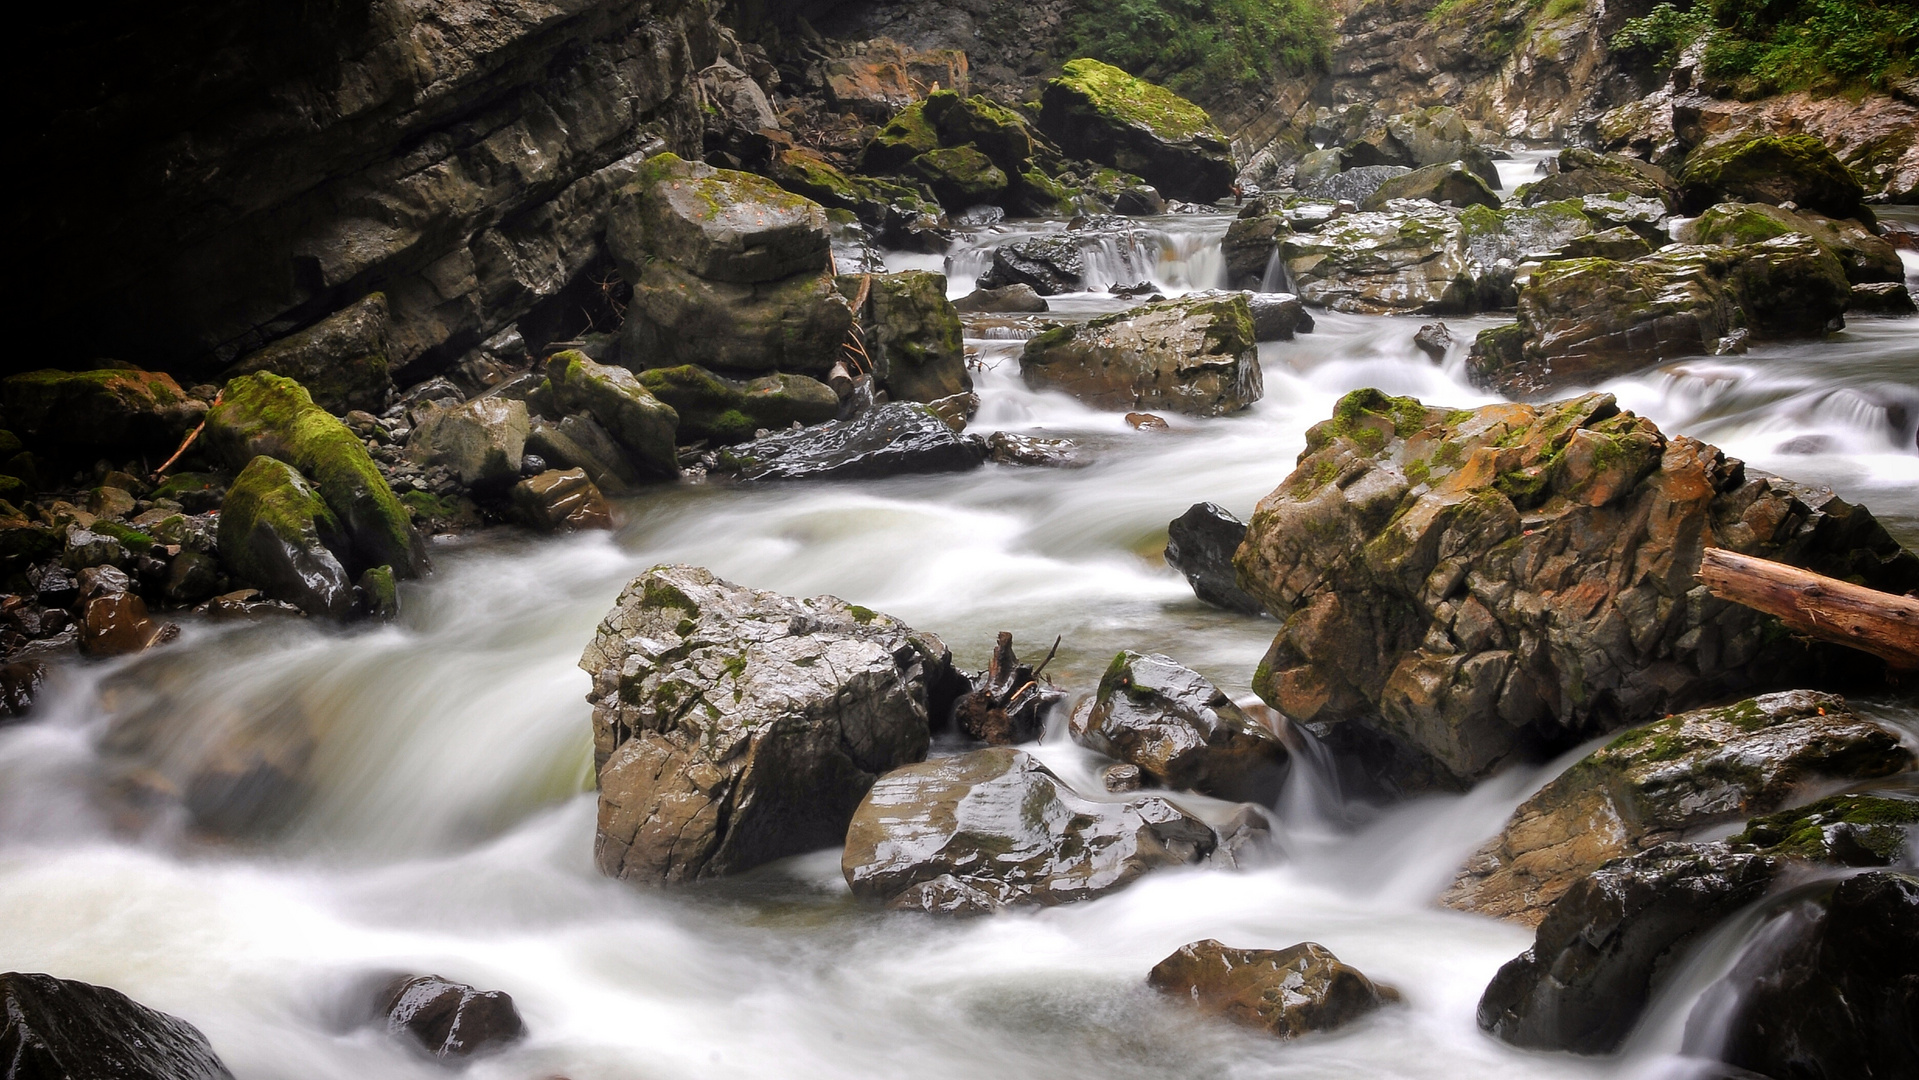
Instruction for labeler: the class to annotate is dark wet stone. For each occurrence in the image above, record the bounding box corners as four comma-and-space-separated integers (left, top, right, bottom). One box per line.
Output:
0, 971, 234, 1079
712, 402, 987, 482
1165, 502, 1262, 615
1149, 939, 1400, 1039
1075, 651, 1288, 802
380, 974, 526, 1059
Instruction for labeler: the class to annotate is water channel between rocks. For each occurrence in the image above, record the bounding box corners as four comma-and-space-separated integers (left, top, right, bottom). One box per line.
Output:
2, 201, 1917, 1080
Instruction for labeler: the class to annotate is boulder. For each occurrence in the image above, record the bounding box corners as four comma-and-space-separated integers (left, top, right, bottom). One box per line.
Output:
1165, 502, 1263, 615
81, 592, 174, 657
1019, 294, 1262, 417
379, 974, 525, 1059
510, 468, 612, 532
609, 152, 828, 284
1037, 59, 1235, 204
205, 373, 427, 578
711, 402, 988, 482
1413, 322, 1453, 360
766, 149, 942, 249
1, 368, 205, 458
823, 44, 967, 122
1234, 389, 1919, 790
1221, 212, 1291, 290
619, 256, 856, 380
1678, 133, 1866, 219
1441, 691, 1910, 924
1710, 871, 1919, 1080
1850, 281, 1918, 316
1147, 940, 1399, 1039
1477, 842, 1778, 1053
222, 294, 393, 415
953, 285, 1048, 313
1519, 148, 1680, 213
545, 352, 679, 479
1559, 227, 1654, 261
1680, 201, 1904, 285
858, 99, 940, 175
977, 235, 1084, 295
217, 456, 353, 618
1302, 165, 1410, 206
1360, 161, 1501, 211
0, 972, 234, 1079
525, 414, 644, 496
580, 565, 947, 883
1247, 293, 1310, 341
405, 396, 527, 491
1073, 651, 1289, 802
841, 746, 1215, 913
986, 431, 1083, 468
1280, 203, 1473, 314
904, 145, 1008, 208
921, 91, 1035, 179
847, 271, 969, 403
1467, 238, 1853, 398
636, 364, 837, 445
1293, 148, 1345, 192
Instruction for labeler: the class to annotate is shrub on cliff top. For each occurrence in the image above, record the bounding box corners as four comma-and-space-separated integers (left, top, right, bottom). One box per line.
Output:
1061, 0, 1336, 98
1612, 0, 1917, 95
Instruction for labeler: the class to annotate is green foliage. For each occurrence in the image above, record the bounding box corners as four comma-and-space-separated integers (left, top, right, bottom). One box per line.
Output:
1613, 0, 1917, 94
1610, 2, 1713, 65
1061, 0, 1336, 96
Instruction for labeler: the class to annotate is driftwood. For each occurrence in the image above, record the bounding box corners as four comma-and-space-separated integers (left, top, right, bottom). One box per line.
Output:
954, 632, 1062, 745
1698, 548, 1919, 671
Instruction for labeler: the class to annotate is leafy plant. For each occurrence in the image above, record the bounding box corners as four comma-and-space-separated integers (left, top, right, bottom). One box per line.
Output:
1060, 0, 1337, 97
1613, 0, 1917, 94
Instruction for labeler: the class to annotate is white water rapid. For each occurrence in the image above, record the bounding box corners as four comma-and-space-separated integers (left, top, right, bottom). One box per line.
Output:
2, 208, 1916, 1079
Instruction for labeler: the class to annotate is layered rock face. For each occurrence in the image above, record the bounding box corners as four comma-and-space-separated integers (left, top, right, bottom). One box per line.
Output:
1234, 389, 1919, 789
580, 565, 948, 884
20, 0, 728, 381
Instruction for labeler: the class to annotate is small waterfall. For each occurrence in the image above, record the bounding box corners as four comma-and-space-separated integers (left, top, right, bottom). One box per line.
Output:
1258, 246, 1292, 294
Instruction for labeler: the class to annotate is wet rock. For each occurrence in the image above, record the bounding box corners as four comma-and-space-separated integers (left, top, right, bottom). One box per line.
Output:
842, 746, 1215, 913
1413, 322, 1452, 361
1731, 791, 1919, 866
510, 468, 612, 533
1247, 293, 1310, 341
356, 566, 399, 621
1678, 133, 1866, 219
88, 485, 137, 519
769, 149, 943, 250
78, 566, 176, 656
611, 152, 827, 283
849, 271, 969, 403
1019, 294, 1262, 417
379, 974, 525, 1059
1, 660, 46, 721
1037, 59, 1234, 204
193, 589, 305, 621
1303, 165, 1412, 206
206, 373, 427, 579
1, 368, 206, 458
1849, 281, 1918, 316
904, 145, 1008, 208
1478, 842, 1779, 1053
1560, 227, 1655, 261
953, 285, 1048, 314
1680, 202, 1903, 285
581, 565, 948, 883
1442, 691, 1911, 924
62, 526, 129, 571
1075, 651, 1288, 802
1222, 212, 1291, 290
712, 401, 987, 482
1280, 202, 1476, 314
222, 293, 393, 415
977, 235, 1084, 296
986, 431, 1084, 468
858, 98, 941, 175
925, 392, 979, 432
1148, 940, 1399, 1039
1519, 148, 1680, 213
545, 351, 679, 479
1709, 871, 1919, 1080
405, 396, 527, 492
1126, 412, 1170, 431
1235, 389, 1919, 790
1164, 502, 1262, 615
637, 364, 837, 445
525, 414, 644, 496
1468, 237, 1853, 398
0, 971, 234, 1079
217, 456, 352, 618
1103, 762, 1142, 792
150, 472, 226, 513
1361, 161, 1501, 211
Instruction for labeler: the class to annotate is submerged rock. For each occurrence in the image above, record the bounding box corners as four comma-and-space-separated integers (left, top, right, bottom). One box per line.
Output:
379, 974, 525, 1059
1442, 691, 1911, 924
1165, 502, 1263, 615
711, 401, 987, 482
1148, 939, 1399, 1039
1234, 389, 1919, 790
953, 285, 1048, 313
581, 565, 948, 883
1019, 294, 1261, 416
1074, 651, 1288, 802
1037, 59, 1234, 204
842, 746, 1215, 913
217, 456, 353, 618
0, 971, 234, 1079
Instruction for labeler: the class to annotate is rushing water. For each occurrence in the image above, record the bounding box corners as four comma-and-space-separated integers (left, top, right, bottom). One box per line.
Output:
2, 207, 1916, 1078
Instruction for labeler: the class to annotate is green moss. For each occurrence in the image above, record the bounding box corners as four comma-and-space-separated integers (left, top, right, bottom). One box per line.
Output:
1735, 793, 1919, 861
859, 101, 942, 174
846, 604, 880, 624
400, 489, 457, 522
641, 576, 702, 620
1324, 388, 1429, 451
1052, 58, 1224, 144
91, 521, 155, 550
720, 654, 749, 680
1061, 0, 1335, 96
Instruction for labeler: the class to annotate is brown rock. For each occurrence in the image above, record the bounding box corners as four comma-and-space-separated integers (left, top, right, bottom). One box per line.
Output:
1148, 939, 1399, 1039
80, 592, 176, 656
511, 469, 613, 532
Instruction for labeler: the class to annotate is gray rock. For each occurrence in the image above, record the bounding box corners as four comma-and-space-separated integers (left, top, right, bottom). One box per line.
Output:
986, 431, 1084, 468
580, 565, 948, 883
1164, 502, 1263, 615
1413, 322, 1452, 360
525, 414, 644, 496
1247, 292, 1310, 341
1304, 165, 1411, 205
842, 746, 1216, 913
1849, 281, 1918, 316
1074, 651, 1289, 802
1361, 161, 1501, 211
953, 284, 1049, 314
712, 402, 988, 482
608, 152, 829, 284
223, 294, 394, 415
978, 235, 1085, 295
406, 396, 528, 490
545, 351, 679, 479
1020, 294, 1262, 416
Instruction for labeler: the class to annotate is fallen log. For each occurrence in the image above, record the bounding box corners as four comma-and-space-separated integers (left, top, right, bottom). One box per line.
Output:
1698, 548, 1919, 671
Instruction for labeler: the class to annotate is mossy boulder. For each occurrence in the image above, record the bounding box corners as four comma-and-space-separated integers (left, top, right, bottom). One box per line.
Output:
607, 153, 830, 284
206, 373, 427, 578
1360, 161, 1502, 211
1677, 133, 1866, 219
1038, 58, 1234, 204
1680, 201, 1903, 285
1280, 203, 1477, 314
921, 91, 1034, 176
1, 368, 205, 458
1517, 148, 1680, 213
904, 145, 1009, 208
217, 455, 353, 618
546, 352, 679, 478
1442, 690, 1911, 925
223, 293, 393, 415
857, 99, 941, 175
765, 149, 944, 248
842, 271, 968, 403
636, 364, 837, 445
1020, 294, 1262, 416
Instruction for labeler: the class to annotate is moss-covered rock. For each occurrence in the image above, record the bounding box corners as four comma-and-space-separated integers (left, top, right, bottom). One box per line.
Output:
844, 271, 968, 403
608, 152, 830, 284
904, 144, 1009, 208
1020, 294, 1261, 416
921, 91, 1034, 176
636, 364, 836, 445
1, 368, 205, 458
546, 352, 680, 478
222, 294, 393, 415
206, 373, 427, 578
765, 149, 944, 249
1678, 133, 1867, 219
217, 455, 353, 618
1038, 58, 1235, 204
857, 99, 940, 175
1681, 201, 1903, 285
1518, 148, 1680, 213
1360, 161, 1502, 211
618, 246, 856, 381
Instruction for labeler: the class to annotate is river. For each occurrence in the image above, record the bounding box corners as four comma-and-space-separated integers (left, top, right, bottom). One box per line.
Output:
2, 195, 1916, 1078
